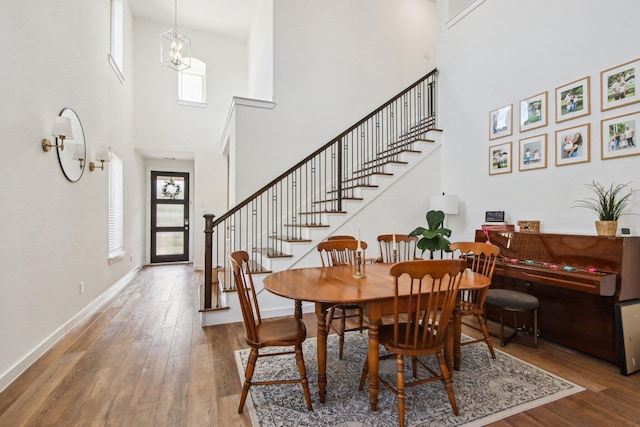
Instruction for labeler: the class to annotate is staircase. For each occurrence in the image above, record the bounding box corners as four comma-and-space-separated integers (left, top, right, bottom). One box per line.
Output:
201, 69, 440, 326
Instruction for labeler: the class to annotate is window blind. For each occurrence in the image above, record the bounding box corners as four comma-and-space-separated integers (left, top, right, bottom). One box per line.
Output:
109, 153, 124, 259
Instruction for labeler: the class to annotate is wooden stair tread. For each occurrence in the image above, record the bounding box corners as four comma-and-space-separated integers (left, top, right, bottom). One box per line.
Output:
342, 172, 392, 184
297, 211, 346, 215
198, 284, 230, 312
387, 137, 434, 149
270, 236, 313, 242
284, 223, 331, 227
256, 247, 292, 258
313, 197, 363, 204
371, 148, 421, 162
326, 184, 378, 194
354, 160, 407, 173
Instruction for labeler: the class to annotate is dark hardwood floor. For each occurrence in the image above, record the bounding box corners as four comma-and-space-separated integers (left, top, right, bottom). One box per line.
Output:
1, 264, 639, 426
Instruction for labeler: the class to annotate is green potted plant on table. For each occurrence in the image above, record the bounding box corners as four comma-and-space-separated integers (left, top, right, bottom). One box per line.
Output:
573, 181, 636, 237
409, 210, 452, 259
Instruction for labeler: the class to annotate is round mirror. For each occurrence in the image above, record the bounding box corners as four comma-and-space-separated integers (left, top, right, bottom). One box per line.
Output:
56, 108, 86, 182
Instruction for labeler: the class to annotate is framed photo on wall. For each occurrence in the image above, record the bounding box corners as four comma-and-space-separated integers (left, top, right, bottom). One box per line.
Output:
489, 104, 512, 140
601, 111, 640, 160
601, 58, 640, 111
520, 91, 547, 132
489, 141, 512, 175
556, 76, 590, 123
519, 134, 547, 171
555, 123, 590, 166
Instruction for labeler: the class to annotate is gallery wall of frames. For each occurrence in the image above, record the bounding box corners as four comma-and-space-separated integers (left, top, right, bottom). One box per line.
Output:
488, 57, 640, 176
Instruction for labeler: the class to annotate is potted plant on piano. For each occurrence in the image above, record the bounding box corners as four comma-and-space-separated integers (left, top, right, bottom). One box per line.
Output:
409, 210, 452, 259
573, 181, 636, 237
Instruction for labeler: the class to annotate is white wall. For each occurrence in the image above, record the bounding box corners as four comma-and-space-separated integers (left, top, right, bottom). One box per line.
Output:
0, 0, 142, 389
248, 0, 274, 100
232, 0, 438, 201
133, 18, 248, 268
437, 0, 640, 240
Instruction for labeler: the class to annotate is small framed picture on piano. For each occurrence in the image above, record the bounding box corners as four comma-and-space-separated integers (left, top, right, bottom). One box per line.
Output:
485, 211, 505, 223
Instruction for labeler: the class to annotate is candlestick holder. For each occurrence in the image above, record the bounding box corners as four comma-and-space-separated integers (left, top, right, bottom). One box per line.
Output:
353, 249, 366, 279
392, 248, 398, 263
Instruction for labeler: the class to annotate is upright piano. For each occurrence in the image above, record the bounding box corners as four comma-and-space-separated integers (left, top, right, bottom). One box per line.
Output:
475, 230, 640, 363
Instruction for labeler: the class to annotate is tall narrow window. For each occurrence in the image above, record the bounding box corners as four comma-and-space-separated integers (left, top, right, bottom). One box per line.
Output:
178, 58, 206, 104
109, 152, 125, 261
109, 0, 125, 82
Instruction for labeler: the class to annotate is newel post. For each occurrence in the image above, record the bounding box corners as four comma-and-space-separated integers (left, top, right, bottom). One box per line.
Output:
203, 214, 216, 309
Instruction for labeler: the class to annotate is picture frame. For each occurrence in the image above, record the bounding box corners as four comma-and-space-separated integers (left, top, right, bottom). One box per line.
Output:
519, 134, 547, 171
489, 104, 512, 140
489, 141, 512, 175
601, 111, 640, 160
555, 76, 590, 123
600, 58, 640, 111
520, 91, 548, 132
555, 123, 590, 166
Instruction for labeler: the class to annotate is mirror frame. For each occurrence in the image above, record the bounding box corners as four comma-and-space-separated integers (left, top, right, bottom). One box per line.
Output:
56, 108, 86, 182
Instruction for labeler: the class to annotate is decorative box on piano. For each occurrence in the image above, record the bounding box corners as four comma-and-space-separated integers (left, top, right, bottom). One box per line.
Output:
476, 229, 640, 365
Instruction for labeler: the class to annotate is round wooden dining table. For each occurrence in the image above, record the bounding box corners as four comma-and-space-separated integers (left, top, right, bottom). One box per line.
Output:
263, 262, 490, 411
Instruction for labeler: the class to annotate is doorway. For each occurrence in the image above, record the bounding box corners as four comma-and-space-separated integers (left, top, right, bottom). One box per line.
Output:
150, 171, 190, 263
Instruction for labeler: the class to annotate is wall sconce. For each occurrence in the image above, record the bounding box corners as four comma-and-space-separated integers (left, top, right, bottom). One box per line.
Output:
89, 146, 112, 171
71, 144, 85, 169
41, 116, 74, 152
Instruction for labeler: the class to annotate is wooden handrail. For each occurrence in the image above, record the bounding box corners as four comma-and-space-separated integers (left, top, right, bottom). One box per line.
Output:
202, 68, 439, 308
212, 68, 438, 227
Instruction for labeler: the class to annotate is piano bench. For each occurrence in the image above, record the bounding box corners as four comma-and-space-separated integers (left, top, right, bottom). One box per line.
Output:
485, 289, 539, 348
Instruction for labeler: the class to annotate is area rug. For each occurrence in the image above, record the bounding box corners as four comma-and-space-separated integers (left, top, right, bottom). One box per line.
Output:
234, 333, 584, 427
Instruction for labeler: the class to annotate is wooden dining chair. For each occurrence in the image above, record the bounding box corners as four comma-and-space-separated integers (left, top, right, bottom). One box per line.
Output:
229, 251, 313, 413
376, 234, 418, 263
450, 241, 500, 359
358, 259, 466, 426
326, 235, 356, 241
317, 239, 368, 359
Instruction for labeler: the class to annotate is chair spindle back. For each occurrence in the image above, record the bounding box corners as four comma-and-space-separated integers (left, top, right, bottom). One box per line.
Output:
388, 259, 466, 349
229, 251, 262, 345
377, 234, 418, 263
317, 240, 368, 267
450, 242, 499, 307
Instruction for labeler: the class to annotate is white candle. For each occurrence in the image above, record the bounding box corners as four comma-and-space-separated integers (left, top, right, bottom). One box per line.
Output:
357, 223, 362, 251
392, 223, 397, 250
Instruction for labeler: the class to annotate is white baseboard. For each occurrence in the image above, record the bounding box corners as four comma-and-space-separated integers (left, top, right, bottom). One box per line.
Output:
0, 266, 141, 392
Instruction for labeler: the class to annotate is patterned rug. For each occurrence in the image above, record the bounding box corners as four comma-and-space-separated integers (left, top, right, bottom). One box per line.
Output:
234, 333, 584, 426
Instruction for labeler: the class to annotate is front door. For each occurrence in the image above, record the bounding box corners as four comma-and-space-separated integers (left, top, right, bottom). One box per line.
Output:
151, 171, 189, 263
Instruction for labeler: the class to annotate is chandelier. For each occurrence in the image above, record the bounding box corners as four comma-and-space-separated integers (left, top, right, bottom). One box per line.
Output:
160, 0, 191, 71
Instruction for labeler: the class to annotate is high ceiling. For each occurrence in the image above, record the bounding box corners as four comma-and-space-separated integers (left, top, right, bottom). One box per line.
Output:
128, 0, 258, 39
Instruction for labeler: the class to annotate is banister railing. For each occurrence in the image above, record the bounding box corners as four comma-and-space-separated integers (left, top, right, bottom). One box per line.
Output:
202, 68, 438, 309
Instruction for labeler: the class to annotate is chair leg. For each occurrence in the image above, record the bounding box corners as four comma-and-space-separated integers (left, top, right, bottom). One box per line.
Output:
294, 344, 313, 410
499, 308, 506, 346
238, 347, 258, 413
358, 358, 369, 391
396, 355, 406, 427
533, 308, 539, 348
326, 307, 335, 334
436, 351, 459, 416
411, 356, 418, 378
476, 314, 496, 359
339, 309, 346, 359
